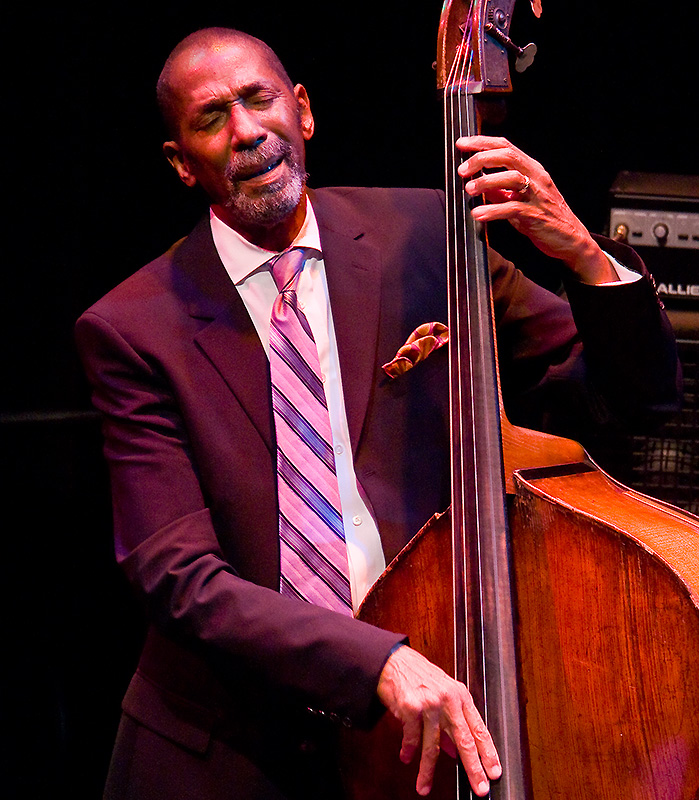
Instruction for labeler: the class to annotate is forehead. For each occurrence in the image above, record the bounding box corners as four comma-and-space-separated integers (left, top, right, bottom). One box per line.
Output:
170, 40, 289, 110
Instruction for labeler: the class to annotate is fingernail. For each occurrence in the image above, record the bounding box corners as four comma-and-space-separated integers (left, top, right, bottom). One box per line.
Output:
478, 781, 489, 795
466, 181, 476, 193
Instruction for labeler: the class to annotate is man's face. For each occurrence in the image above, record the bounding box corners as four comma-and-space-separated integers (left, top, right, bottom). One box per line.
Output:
164, 40, 314, 245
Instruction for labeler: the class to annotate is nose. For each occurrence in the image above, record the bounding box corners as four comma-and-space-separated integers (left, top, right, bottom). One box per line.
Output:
229, 105, 267, 151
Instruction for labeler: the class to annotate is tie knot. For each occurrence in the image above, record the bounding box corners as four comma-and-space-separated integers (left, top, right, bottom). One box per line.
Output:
270, 247, 307, 293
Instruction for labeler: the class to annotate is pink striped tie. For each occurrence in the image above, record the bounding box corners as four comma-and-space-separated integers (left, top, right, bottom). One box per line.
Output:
269, 248, 353, 615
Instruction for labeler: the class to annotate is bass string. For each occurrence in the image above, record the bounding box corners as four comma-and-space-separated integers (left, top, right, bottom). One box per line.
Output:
443, 0, 491, 748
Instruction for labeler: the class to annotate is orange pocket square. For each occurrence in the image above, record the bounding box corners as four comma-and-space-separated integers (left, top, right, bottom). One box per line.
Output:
382, 322, 449, 379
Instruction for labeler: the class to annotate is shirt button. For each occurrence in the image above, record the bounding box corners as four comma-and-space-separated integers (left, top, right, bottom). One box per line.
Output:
335, 445, 344, 455
352, 515, 362, 526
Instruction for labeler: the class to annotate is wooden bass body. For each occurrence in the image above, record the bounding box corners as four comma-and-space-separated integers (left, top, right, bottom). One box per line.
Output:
343, 3, 699, 796
344, 423, 699, 799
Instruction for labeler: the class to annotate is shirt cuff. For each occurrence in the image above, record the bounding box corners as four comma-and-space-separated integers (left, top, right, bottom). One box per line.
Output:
598, 251, 642, 285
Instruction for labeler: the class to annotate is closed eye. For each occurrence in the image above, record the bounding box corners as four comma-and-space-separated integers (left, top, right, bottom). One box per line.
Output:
190, 81, 283, 133
242, 88, 278, 110
194, 107, 229, 132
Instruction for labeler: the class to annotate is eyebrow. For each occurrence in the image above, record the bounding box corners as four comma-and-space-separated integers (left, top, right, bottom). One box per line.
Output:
196, 81, 277, 114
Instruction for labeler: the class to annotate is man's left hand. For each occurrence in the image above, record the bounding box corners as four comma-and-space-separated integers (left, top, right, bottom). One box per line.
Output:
457, 135, 617, 284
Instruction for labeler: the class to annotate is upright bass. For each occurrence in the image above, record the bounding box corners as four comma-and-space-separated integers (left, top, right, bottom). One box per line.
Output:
343, 1, 699, 797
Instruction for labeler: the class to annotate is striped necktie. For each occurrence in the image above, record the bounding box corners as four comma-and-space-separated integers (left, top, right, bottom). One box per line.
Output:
268, 247, 353, 615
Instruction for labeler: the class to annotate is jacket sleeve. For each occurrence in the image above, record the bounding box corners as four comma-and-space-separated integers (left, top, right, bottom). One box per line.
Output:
489, 235, 681, 438
75, 307, 403, 729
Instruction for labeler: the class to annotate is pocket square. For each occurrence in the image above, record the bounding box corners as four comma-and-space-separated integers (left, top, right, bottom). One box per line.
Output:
382, 322, 449, 379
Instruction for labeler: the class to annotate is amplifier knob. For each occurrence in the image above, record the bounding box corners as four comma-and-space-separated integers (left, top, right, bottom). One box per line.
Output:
653, 222, 669, 243
613, 222, 629, 243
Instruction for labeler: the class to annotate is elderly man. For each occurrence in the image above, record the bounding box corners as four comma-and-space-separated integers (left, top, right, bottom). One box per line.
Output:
76, 26, 679, 800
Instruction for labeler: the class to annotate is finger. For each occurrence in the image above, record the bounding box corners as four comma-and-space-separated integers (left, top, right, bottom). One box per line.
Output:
460, 695, 502, 782
470, 199, 531, 223
398, 713, 423, 765
457, 140, 538, 184
450, 724, 491, 796
464, 169, 530, 197
415, 711, 442, 796
466, 723, 501, 781
455, 134, 513, 153
459, 152, 531, 182
436, 691, 498, 797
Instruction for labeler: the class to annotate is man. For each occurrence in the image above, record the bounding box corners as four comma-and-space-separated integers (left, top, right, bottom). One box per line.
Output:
76, 27, 679, 800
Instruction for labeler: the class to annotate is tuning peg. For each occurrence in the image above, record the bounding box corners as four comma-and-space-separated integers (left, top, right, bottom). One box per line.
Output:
484, 22, 538, 73
515, 42, 537, 72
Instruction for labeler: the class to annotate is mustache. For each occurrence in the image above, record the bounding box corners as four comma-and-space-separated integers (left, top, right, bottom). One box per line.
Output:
225, 138, 293, 183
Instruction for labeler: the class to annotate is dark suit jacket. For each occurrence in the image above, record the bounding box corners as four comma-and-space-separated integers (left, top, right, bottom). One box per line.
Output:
75, 187, 679, 799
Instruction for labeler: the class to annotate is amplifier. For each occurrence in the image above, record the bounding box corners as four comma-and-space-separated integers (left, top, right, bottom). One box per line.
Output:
608, 171, 699, 306
595, 173, 699, 513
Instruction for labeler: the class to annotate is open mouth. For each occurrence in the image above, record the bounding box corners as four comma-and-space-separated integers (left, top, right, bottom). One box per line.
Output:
237, 156, 285, 182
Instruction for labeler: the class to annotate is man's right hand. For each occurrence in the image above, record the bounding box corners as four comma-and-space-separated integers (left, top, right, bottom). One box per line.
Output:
376, 645, 501, 797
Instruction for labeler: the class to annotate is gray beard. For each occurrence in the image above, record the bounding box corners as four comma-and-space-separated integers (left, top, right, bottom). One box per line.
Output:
222, 139, 307, 229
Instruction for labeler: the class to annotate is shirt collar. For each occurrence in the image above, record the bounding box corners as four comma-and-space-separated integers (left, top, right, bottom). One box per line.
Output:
209, 194, 322, 285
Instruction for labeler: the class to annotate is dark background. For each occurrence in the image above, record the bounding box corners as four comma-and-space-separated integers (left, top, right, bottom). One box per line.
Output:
3, 1, 697, 797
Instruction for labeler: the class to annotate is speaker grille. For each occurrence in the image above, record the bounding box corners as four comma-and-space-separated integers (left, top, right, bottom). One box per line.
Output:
626, 339, 699, 514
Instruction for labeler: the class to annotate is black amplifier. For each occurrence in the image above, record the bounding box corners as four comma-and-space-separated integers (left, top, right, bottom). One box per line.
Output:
608, 171, 699, 306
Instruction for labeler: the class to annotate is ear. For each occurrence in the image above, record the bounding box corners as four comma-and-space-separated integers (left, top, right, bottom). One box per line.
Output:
294, 84, 314, 141
163, 140, 197, 188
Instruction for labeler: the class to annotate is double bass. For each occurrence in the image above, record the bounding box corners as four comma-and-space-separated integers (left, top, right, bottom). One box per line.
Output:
343, 1, 699, 798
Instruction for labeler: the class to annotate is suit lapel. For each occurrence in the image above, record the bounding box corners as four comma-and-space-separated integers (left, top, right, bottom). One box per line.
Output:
174, 195, 382, 457
175, 218, 274, 450
313, 191, 382, 456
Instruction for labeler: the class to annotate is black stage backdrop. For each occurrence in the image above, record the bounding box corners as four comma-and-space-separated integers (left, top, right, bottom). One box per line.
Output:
3, 2, 697, 797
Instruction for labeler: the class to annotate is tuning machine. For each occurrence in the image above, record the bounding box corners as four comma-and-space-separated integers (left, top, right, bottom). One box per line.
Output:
485, 11, 537, 73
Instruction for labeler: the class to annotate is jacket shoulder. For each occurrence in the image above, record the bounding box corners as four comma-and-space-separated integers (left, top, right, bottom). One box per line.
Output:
312, 186, 445, 224
77, 215, 224, 330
